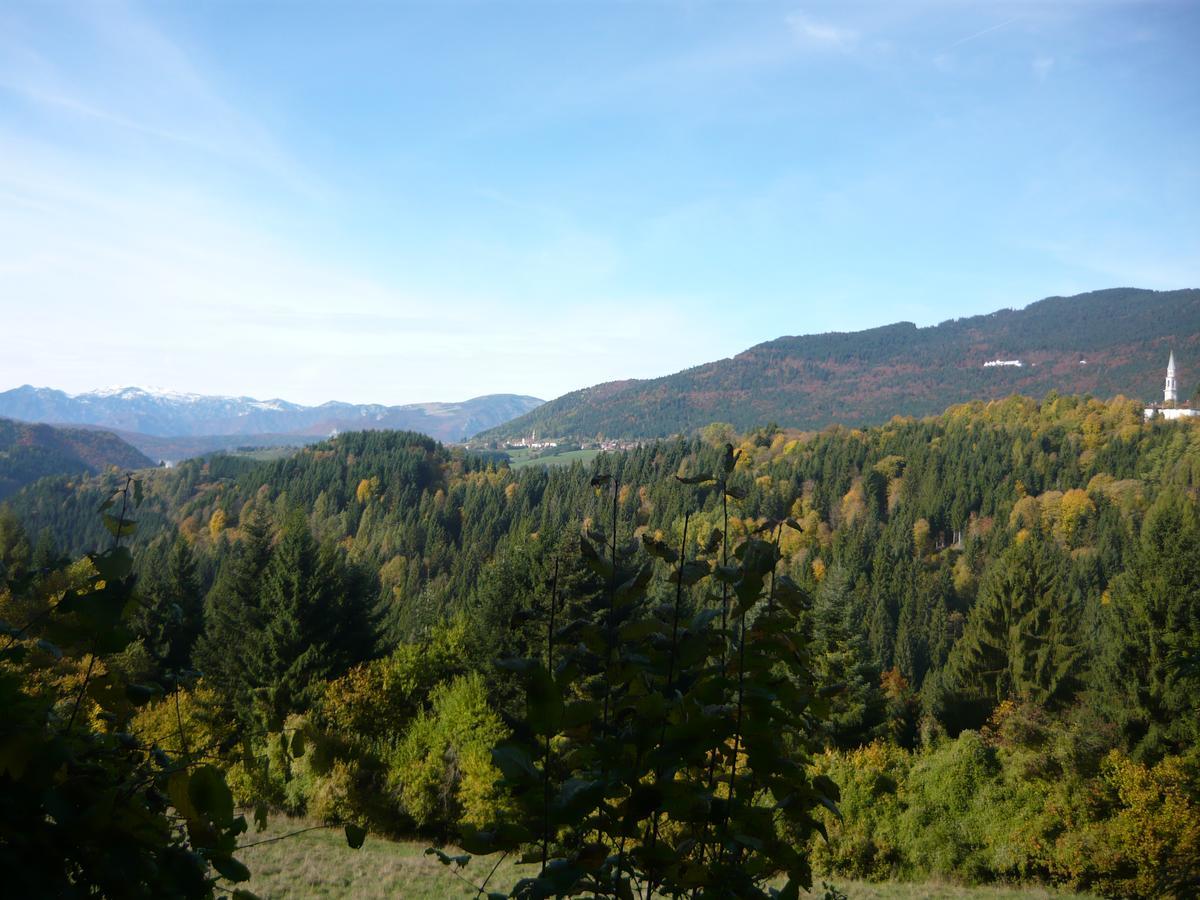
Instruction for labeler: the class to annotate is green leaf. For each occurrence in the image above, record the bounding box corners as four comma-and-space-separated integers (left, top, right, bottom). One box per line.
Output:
458, 829, 500, 855
188, 765, 234, 826
232, 890, 263, 900
722, 443, 738, 473
125, 682, 163, 704
590, 474, 611, 487
102, 513, 137, 538
641, 534, 679, 563
675, 473, 714, 485
0, 735, 34, 778
424, 847, 469, 866
572, 841, 608, 871
289, 729, 305, 758
492, 744, 539, 783
496, 657, 540, 673
613, 563, 652, 607
713, 565, 740, 584
345, 823, 367, 849
618, 619, 662, 641
579, 536, 613, 579
562, 699, 601, 729
734, 832, 764, 851
670, 560, 711, 587
132, 478, 144, 507
0, 645, 27, 664
209, 854, 251, 883
551, 778, 606, 824
526, 666, 563, 735
90, 546, 133, 582
702, 527, 723, 554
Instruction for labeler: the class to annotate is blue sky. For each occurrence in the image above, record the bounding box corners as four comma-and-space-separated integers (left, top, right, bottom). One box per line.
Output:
1, 1, 1197, 405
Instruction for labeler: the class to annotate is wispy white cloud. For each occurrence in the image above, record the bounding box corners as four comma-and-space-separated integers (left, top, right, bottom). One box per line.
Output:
0, 1, 319, 197
785, 12, 859, 50
0, 115, 720, 404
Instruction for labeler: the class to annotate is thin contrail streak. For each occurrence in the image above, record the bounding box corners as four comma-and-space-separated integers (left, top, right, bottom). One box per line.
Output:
937, 16, 1020, 54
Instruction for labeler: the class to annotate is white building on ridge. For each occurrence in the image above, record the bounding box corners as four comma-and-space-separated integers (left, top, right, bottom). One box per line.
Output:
1144, 351, 1199, 421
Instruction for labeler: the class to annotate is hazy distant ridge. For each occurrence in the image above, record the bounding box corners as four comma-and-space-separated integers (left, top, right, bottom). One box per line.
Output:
0, 387, 544, 445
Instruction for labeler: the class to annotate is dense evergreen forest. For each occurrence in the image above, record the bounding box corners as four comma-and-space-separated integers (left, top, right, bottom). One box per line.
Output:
3, 393, 1199, 897
482, 287, 1200, 439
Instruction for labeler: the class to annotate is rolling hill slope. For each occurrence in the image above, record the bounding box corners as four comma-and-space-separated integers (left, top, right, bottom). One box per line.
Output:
0, 418, 154, 500
481, 287, 1200, 440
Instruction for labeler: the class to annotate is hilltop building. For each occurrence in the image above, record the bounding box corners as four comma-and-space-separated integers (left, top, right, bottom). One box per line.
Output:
1144, 352, 1199, 421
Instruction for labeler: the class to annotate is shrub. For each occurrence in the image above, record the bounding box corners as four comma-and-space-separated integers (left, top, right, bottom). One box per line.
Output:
812, 741, 911, 880
387, 672, 509, 833
130, 681, 233, 759
1050, 750, 1200, 898
319, 617, 471, 749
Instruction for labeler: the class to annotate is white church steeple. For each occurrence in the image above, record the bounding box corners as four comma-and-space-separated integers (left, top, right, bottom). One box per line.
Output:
1145, 350, 1198, 421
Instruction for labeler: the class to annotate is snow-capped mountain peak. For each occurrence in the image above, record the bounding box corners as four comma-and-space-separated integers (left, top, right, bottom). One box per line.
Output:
0, 384, 544, 444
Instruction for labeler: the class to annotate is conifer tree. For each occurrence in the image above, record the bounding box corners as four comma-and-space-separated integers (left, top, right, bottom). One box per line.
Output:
0, 505, 30, 577
194, 507, 272, 718
810, 565, 885, 748
30, 527, 58, 574
1090, 489, 1200, 760
945, 534, 1077, 714
245, 510, 374, 729
132, 532, 202, 675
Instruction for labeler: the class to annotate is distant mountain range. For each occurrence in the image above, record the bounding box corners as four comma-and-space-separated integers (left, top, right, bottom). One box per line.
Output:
480, 287, 1200, 441
0, 418, 153, 500
0, 387, 544, 455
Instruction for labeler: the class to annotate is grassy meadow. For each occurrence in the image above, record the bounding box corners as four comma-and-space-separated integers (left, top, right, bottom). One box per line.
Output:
504, 446, 602, 469
236, 819, 1094, 900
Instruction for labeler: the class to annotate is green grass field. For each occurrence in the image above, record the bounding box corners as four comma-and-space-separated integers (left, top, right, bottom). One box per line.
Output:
228, 446, 303, 461
235, 819, 1093, 899
505, 447, 602, 469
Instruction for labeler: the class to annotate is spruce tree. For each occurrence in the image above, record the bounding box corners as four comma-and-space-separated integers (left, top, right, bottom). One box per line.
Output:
810, 565, 885, 748
132, 533, 202, 675
194, 507, 272, 719
245, 510, 373, 729
1090, 489, 1200, 760
945, 534, 1078, 715
0, 505, 30, 577
30, 527, 59, 574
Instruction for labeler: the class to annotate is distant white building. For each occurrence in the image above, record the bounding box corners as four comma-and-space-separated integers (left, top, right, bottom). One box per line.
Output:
983, 359, 1023, 368
1144, 351, 1200, 421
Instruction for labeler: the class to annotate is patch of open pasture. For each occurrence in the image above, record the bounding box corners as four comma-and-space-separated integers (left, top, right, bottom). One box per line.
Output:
235, 818, 1093, 899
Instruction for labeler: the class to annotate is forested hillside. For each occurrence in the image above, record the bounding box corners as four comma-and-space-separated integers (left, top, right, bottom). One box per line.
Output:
0, 417, 153, 499
482, 287, 1200, 440
3, 396, 1199, 897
